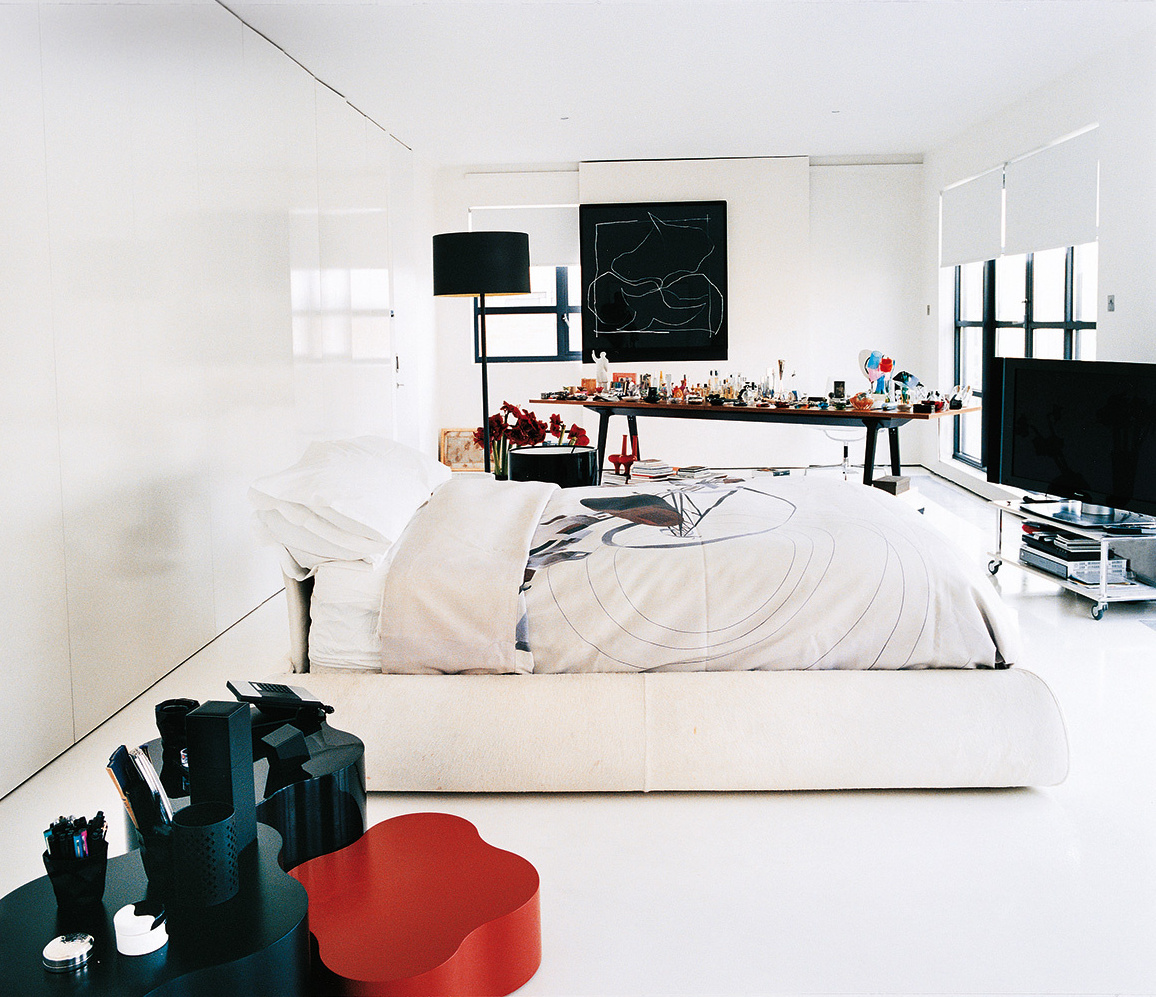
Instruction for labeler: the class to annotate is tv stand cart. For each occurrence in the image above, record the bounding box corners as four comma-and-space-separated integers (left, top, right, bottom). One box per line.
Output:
987, 500, 1156, 619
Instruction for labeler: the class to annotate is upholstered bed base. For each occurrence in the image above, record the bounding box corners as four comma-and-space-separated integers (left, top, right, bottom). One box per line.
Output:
280, 575, 1070, 792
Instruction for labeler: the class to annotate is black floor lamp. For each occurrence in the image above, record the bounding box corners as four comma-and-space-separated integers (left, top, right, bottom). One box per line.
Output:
433, 231, 531, 474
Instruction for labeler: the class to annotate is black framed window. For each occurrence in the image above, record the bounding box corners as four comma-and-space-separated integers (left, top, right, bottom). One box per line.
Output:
953, 242, 1097, 468
475, 265, 582, 363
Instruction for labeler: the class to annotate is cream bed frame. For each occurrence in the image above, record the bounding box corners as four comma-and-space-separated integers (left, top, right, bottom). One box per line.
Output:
279, 574, 1070, 793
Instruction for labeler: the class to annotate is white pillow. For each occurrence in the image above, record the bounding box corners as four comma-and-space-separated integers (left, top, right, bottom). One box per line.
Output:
307, 558, 391, 672
249, 437, 452, 558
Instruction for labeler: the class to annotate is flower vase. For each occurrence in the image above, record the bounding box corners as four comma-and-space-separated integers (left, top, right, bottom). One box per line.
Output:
491, 437, 509, 480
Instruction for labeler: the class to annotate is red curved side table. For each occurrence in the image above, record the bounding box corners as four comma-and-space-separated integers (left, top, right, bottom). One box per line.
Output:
291, 812, 541, 996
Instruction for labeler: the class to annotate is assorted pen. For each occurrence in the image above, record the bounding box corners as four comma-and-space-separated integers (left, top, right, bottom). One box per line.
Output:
44, 812, 106, 860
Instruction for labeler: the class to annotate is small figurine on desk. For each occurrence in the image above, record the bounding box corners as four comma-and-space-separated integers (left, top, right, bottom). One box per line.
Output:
592, 351, 611, 391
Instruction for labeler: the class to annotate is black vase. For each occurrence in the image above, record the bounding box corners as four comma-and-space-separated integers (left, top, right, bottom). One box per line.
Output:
509, 446, 598, 488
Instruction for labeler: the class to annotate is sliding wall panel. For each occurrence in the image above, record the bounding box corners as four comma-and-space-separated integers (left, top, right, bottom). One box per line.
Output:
0, 5, 74, 796
123, 3, 219, 692
2, 1, 416, 792
202, 26, 302, 633
299, 85, 395, 443
41, 4, 187, 737
387, 139, 432, 451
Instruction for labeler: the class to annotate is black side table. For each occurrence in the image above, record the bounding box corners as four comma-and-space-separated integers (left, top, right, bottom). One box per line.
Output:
147, 716, 366, 871
0, 823, 308, 996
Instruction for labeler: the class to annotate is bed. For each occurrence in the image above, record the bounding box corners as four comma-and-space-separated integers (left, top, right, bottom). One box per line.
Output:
250, 437, 1069, 792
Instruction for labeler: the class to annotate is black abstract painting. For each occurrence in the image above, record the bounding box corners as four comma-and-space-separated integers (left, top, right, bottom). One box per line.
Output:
580, 200, 727, 363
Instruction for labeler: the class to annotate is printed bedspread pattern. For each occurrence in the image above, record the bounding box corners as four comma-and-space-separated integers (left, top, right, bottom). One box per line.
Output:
378, 476, 1019, 674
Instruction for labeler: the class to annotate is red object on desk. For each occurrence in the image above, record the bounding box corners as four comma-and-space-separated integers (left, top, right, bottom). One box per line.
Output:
608, 432, 640, 478
290, 812, 541, 996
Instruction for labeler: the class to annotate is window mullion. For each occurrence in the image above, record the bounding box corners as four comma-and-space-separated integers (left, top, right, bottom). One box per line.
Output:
1024, 253, 1034, 357
1064, 246, 1075, 359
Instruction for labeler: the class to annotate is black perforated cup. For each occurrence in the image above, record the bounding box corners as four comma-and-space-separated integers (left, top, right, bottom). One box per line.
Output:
171, 802, 238, 907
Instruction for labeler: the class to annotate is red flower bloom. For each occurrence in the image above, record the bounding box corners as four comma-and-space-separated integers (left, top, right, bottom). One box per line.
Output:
567, 423, 590, 447
475, 403, 586, 454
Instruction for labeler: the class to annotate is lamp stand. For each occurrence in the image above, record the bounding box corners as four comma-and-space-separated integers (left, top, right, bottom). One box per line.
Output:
478, 292, 491, 474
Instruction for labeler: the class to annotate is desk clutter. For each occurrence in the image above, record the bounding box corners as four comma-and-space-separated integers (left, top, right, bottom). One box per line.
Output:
544, 353, 970, 413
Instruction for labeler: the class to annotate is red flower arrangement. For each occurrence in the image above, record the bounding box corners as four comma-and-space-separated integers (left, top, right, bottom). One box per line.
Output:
474, 402, 590, 477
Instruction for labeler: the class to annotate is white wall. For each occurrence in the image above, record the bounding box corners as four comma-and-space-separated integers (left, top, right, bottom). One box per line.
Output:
924, 28, 1156, 474
808, 163, 940, 466
434, 157, 928, 471
0, 0, 433, 797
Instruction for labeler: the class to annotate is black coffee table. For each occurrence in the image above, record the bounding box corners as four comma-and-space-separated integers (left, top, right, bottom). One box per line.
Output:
0, 823, 308, 996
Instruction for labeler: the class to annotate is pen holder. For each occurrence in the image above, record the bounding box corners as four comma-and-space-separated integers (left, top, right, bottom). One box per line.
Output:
171, 802, 238, 908
43, 838, 108, 911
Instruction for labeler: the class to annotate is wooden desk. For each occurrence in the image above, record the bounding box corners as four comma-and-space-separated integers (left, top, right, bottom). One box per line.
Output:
531, 398, 975, 486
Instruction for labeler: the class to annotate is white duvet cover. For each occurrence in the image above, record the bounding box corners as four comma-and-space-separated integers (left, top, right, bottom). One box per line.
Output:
377, 476, 1019, 674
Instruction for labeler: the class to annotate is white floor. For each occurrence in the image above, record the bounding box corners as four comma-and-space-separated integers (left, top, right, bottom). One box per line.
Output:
4, 471, 1156, 996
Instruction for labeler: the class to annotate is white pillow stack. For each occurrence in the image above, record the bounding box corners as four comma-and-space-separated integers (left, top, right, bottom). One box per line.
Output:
250, 437, 453, 672
249, 436, 452, 578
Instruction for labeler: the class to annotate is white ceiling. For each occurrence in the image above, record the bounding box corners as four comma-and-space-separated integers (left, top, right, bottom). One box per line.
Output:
229, 0, 1156, 166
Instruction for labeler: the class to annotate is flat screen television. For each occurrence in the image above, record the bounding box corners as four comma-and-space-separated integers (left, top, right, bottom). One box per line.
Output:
990, 357, 1156, 525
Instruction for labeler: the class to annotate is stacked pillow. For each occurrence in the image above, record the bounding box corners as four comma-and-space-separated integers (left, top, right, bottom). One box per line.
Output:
249, 436, 452, 577
250, 437, 453, 672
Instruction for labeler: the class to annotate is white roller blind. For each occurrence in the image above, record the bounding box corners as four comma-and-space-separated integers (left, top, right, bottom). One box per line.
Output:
1004, 128, 1098, 256
940, 168, 1004, 267
469, 205, 579, 266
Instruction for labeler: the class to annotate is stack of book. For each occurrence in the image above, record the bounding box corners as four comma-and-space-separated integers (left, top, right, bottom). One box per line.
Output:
631, 458, 674, 480
1019, 523, 1129, 585
676, 465, 713, 479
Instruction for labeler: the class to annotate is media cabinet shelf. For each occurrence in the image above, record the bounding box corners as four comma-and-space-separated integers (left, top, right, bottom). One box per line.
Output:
987, 500, 1156, 620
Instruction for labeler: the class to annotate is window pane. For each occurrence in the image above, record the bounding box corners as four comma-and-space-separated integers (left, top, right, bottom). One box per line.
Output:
958, 261, 985, 321
1032, 328, 1065, 359
996, 254, 1026, 322
959, 326, 983, 390
1075, 329, 1097, 361
1074, 241, 1098, 322
957, 410, 983, 464
997, 327, 1025, 358
1032, 246, 1067, 322
567, 266, 582, 308
483, 313, 558, 358
511, 266, 557, 308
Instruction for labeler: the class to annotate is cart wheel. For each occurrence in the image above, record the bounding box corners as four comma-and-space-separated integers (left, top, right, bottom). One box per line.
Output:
987, 559, 1001, 575
1091, 603, 1106, 621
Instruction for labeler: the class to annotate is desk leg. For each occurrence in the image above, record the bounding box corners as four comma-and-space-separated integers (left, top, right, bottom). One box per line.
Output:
862, 423, 879, 485
626, 414, 639, 460
594, 411, 610, 485
888, 426, 901, 477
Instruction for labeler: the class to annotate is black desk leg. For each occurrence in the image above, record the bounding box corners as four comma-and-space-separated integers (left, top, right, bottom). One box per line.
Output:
888, 426, 901, 477
594, 411, 611, 485
862, 423, 879, 485
627, 414, 639, 460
